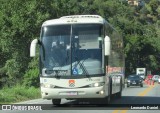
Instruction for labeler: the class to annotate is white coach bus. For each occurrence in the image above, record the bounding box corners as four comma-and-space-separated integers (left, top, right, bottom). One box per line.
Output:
30, 15, 125, 105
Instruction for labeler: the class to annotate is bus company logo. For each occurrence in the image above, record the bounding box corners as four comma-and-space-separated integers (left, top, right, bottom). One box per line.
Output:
69, 80, 75, 87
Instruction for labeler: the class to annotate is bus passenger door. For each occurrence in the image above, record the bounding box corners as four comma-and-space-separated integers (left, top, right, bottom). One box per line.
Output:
115, 74, 121, 93
111, 75, 117, 94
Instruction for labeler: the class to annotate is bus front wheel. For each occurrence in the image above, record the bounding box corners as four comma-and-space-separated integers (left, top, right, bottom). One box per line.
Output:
52, 99, 61, 106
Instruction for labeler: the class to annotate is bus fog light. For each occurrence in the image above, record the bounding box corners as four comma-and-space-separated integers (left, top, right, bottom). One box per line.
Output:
100, 90, 104, 95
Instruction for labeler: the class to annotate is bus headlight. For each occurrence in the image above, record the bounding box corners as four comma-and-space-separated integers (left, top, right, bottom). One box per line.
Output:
41, 83, 55, 88
89, 82, 104, 87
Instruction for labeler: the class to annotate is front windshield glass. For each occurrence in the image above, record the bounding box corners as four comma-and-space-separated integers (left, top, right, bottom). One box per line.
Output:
40, 24, 104, 77
71, 24, 104, 76
41, 25, 71, 76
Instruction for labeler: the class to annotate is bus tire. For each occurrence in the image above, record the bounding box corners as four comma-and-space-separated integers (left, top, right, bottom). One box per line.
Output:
52, 99, 61, 106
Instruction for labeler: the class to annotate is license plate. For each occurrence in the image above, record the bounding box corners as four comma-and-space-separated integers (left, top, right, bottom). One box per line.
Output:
132, 82, 136, 84
67, 92, 78, 95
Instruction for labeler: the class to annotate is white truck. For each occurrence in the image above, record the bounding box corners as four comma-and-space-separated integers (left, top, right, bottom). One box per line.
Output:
136, 68, 146, 80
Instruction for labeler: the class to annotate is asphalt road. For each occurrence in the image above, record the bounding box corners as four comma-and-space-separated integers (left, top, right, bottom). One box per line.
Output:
1, 82, 160, 113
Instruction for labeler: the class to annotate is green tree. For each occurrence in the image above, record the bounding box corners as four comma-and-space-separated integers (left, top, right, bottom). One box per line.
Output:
1, 0, 160, 88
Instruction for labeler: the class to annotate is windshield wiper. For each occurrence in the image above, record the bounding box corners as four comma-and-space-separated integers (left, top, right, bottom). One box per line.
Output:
74, 57, 90, 77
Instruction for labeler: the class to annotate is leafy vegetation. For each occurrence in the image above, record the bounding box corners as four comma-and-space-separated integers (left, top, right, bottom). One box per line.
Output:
0, 85, 40, 104
0, 0, 160, 103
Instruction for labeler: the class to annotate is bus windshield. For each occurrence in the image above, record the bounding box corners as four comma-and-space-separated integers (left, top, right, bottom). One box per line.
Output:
40, 24, 104, 77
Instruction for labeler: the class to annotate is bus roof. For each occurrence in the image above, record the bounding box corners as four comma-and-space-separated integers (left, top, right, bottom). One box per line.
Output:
42, 15, 105, 26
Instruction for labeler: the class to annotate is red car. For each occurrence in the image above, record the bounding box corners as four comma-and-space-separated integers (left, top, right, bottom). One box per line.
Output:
147, 74, 153, 80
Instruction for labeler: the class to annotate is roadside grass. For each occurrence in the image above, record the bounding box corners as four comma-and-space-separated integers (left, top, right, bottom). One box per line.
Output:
0, 85, 41, 104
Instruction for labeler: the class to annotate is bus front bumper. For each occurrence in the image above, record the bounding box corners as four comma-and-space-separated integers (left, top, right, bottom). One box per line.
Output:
41, 86, 106, 99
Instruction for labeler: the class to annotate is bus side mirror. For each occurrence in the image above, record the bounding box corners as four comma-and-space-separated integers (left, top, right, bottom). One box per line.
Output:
104, 36, 111, 56
30, 39, 38, 57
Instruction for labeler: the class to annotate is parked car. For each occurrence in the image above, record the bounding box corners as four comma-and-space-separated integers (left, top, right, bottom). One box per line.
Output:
152, 75, 160, 82
127, 74, 143, 87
